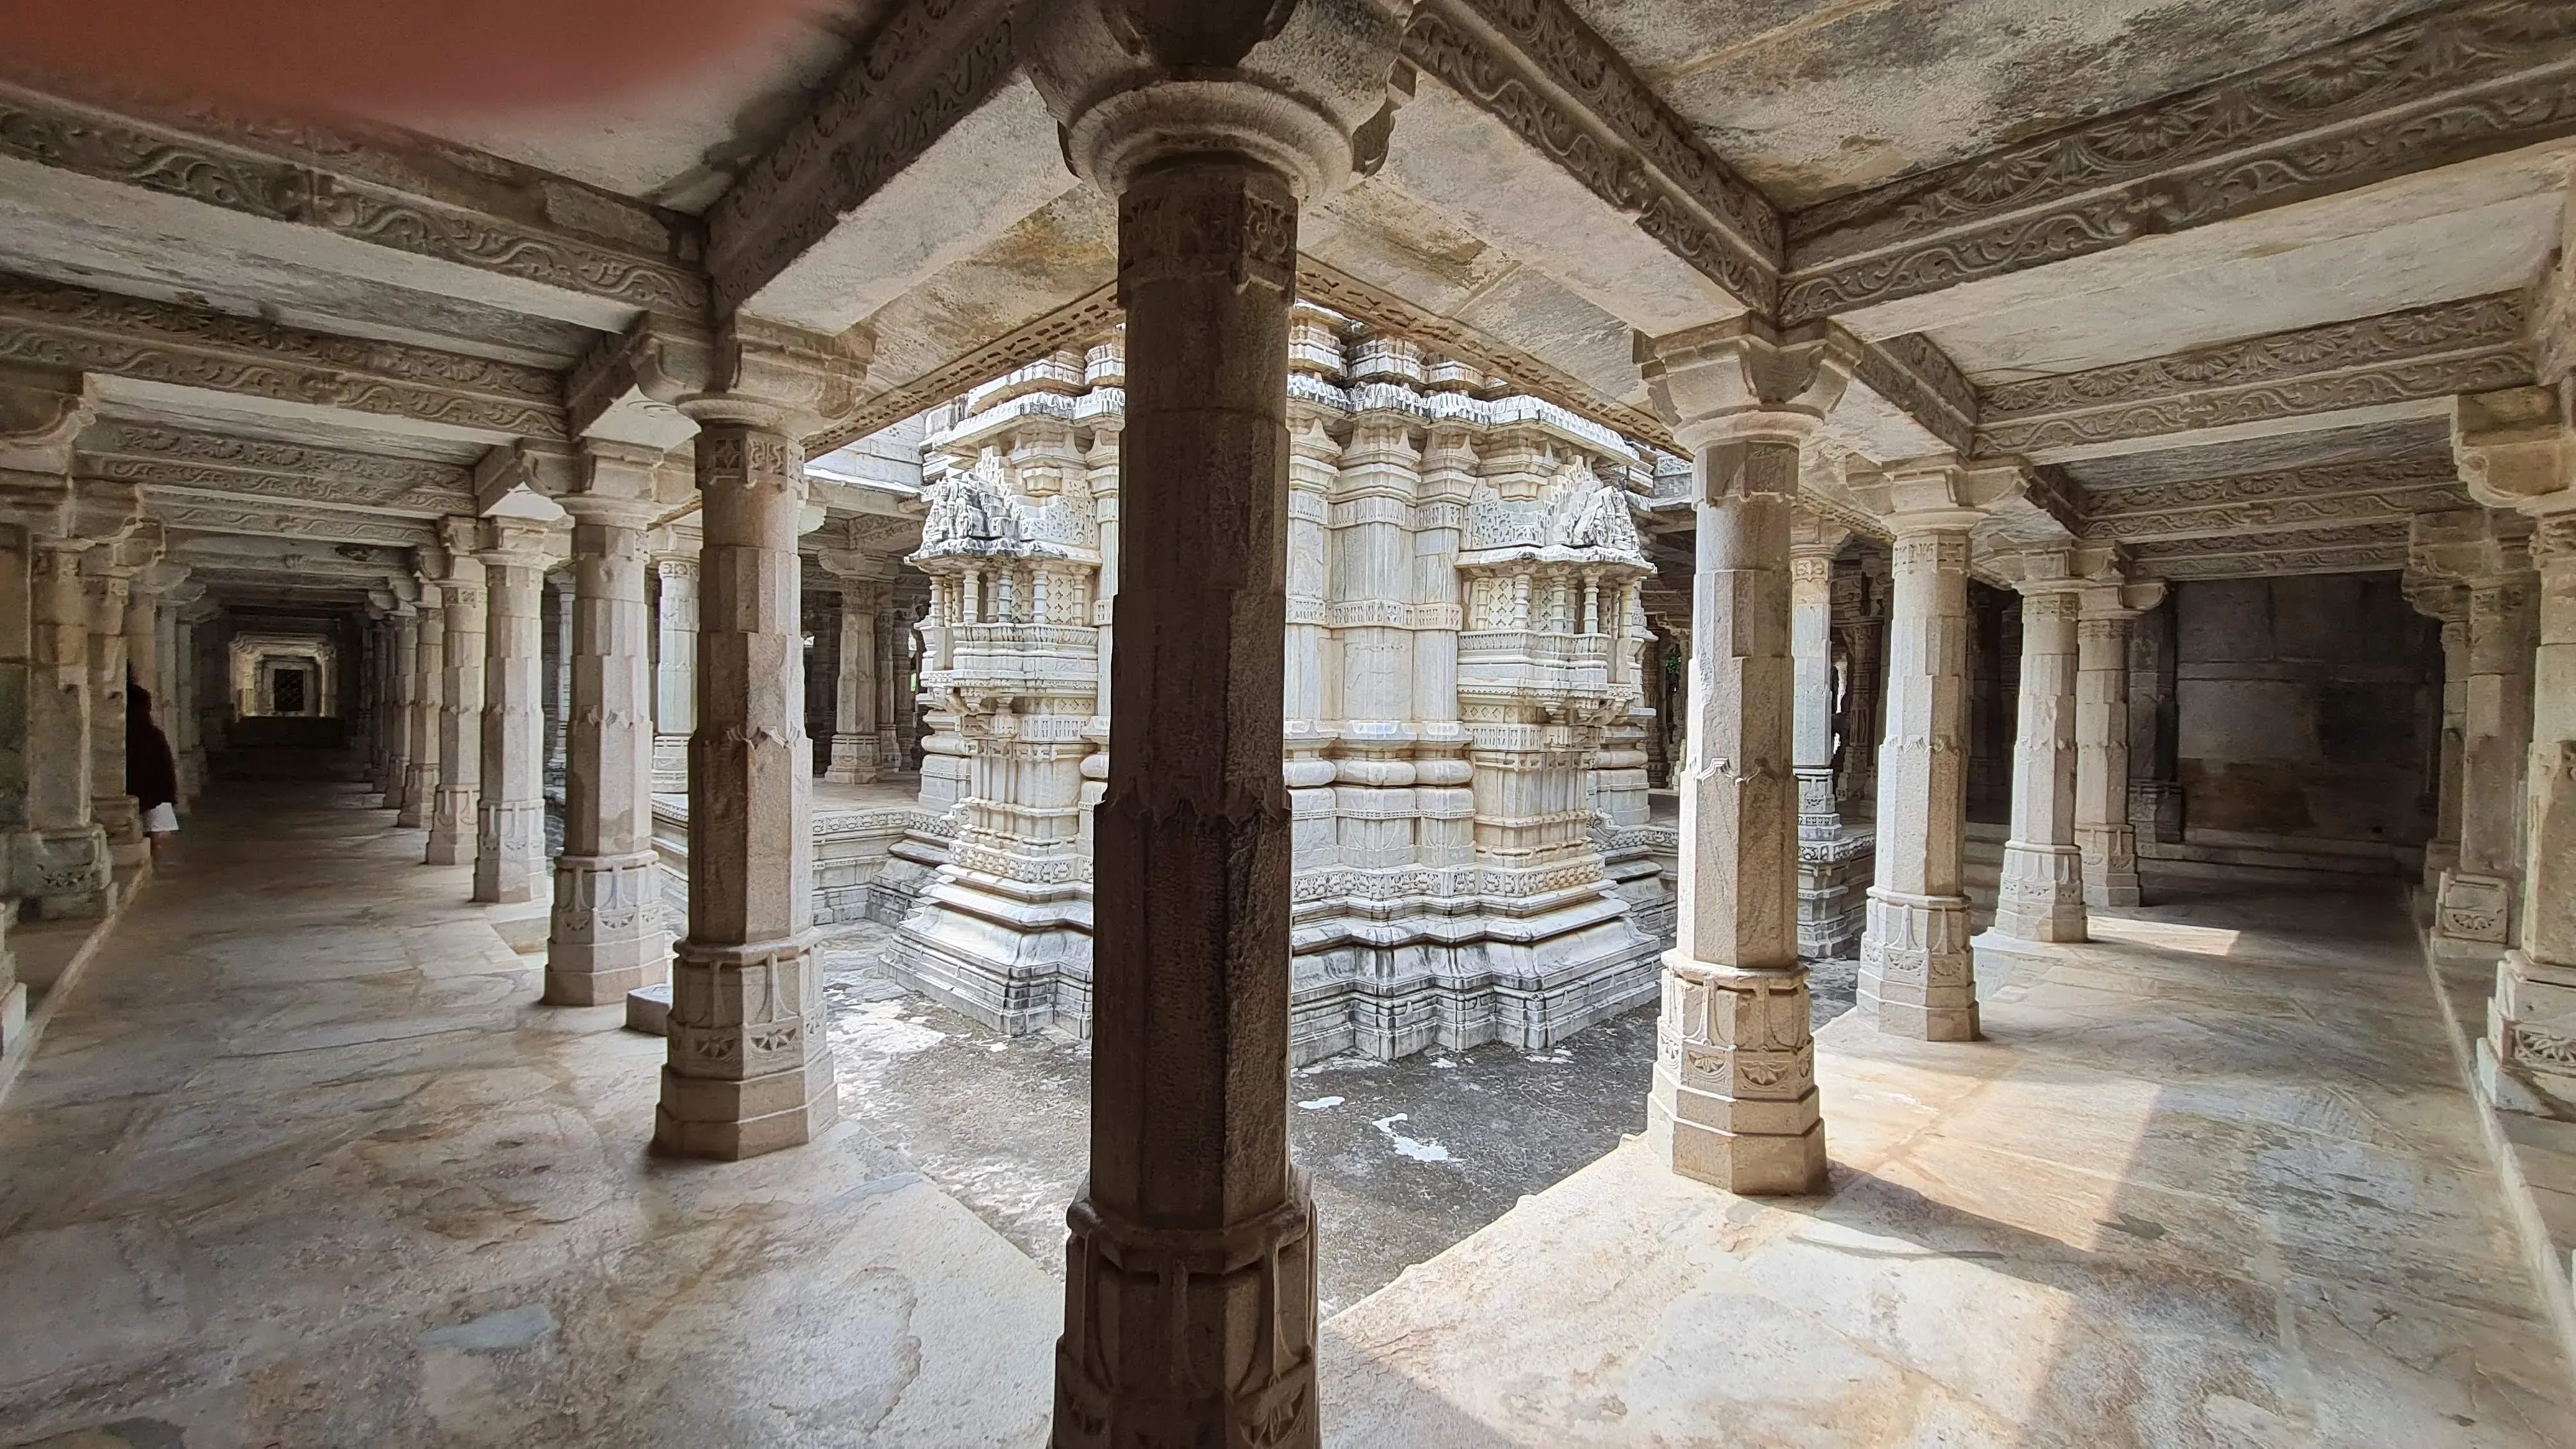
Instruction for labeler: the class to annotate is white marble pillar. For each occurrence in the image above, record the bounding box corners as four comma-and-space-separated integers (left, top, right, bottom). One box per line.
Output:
399, 589, 444, 831
2076, 581, 2162, 910
651, 553, 696, 795
1634, 325, 1844, 1195
1979, 554, 2087, 961
86, 553, 142, 869
425, 535, 487, 866
549, 459, 664, 1006
1853, 461, 2006, 1042
385, 608, 420, 815
2435, 553, 2538, 954
24, 534, 107, 916
1790, 524, 1843, 846
822, 576, 880, 785
545, 574, 572, 776
877, 602, 907, 769
2409, 581, 2470, 895
472, 521, 550, 903
655, 320, 858, 1160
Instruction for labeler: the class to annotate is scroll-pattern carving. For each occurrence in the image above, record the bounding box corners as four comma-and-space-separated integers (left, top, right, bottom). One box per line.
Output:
2082, 482, 2467, 542
147, 496, 434, 545
2081, 453, 2458, 510
92, 456, 473, 514
1979, 354, 2532, 456
1784, 0, 2576, 319
0, 89, 702, 312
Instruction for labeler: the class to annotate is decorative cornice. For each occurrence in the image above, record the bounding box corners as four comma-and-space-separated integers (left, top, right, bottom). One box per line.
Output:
707, 0, 1020, 314
2126, 519, 2413, 579
0, 81, 705, 316
146, 494, 439, 547
0, 275, 569, 442
1402, 0, 1780, 312
1975, 294, 2532, 457
2083, 481, 2468, 542
2147, 543, 2411, 579
2077, 452, 2467, 542
79, 423, 472, 511
1783, 0, 2576, 323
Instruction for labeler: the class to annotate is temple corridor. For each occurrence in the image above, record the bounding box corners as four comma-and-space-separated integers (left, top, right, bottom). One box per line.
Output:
0, 760, 2563, 1446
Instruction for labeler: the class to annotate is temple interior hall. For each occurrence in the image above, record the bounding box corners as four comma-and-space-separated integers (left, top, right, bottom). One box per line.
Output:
3, 1, 2576, 1445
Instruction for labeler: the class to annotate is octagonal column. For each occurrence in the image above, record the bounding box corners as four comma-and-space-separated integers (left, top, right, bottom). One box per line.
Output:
818, 566, 882, 785
2074, 574, 2162, 910
549, 451, 665, 1006
2409, 581, 2471, 894
383, 608, 420, 813
85, 549, 142, 870
473, 519, 552, 903
1633, 322, 1844, 1195
1020, 2, 1406, 1436
2437, 554, 2538, 956
1860, 520, 1975, 1037
651, 551, 697, 795
424, 531, 486, 866
399, 587, 445, 831
1790, 521, 1844, 848
1981, 553, 2087, 956
654, 318, 862, 1161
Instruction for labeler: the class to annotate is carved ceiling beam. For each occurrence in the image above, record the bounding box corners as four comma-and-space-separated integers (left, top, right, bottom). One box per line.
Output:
148, 494, 440, 548
0, 80, 704, 319
2078, 453, 2469, 543
2122, 519, 2414, 579
1784, 0, 2576, 324
705, 0, 1021, 316
1974, 293, 2532, 461
76, 422, 473, 516
0, 275, 569, 443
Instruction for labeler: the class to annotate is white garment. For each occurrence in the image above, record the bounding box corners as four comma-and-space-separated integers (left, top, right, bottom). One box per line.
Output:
142, 802, 179, 834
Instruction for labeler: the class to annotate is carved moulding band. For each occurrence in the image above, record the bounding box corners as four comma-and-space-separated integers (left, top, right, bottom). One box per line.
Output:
0, 84, 704, 314
1782, 0, 2576, 321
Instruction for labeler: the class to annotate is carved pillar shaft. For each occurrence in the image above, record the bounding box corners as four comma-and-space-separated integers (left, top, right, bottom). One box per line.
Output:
1988, 585, 2085, 944
425, 563, 486, 866
546, 576, 572, 774
385, 613, 419, 813
2075, 611, 2142, 908
549, 505, 664, 1005
655, 420, 834, 1159
2487, 518, 2576, 1100
876, 604, 905, 766
652, 556, 697, 795
1858, 525, 1977, 1041
2430, 607, 2470, 891
2435, 570, 2538, 951
21, 540, 104, 916
86, 565, 138, 868
473, 530, 548, 904
824, 581, 879, 784
1790, 546, 1839, 841
400, 598, 443, 830
1646, 432, 1824, 1194
1054, 157, 1315, 1449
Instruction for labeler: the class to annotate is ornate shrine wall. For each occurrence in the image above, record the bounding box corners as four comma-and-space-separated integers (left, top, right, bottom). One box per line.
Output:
877, 307, 1667, 1061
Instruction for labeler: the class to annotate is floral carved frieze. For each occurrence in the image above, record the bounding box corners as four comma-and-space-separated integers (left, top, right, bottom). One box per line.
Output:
1783, 0, 2576, 321
707, 0, 1019, 313
0, 277, 568, 442
146, 495, 437, 547
2147, 543, 2409, 579
80, 424, 473, 513
2080, 482, 2469, 542
0, 85, 703, 314
1975, 294, 2532, 457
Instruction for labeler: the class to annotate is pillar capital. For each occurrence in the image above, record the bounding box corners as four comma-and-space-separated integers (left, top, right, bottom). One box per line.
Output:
1639, 319, 1851, 452
1848, 455, 2023, 533
2455, 383, 2575, 520
675, 314, 868, 438
2411, 503, 2538, 587
560, 439, 669, 530
0, 363, 95, 477
1015, 0, 1410, 199
475, 516, 558, 572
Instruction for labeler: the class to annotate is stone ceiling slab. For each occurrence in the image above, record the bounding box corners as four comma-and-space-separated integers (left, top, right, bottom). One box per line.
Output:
855, 187, 1117, 404
1564, 0, 2439, 209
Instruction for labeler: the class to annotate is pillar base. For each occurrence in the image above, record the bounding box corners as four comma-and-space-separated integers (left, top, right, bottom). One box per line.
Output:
1052, 1177, 1319, 1449
1643, 953, 1827, 1195
395, 764, 437, 828
822, 734, 878, 786
424, 788, 478, 865
2432, 870, 2515, 956
1796, 827, 1871, 961
15, 825, 111, 919
652, 934, 838, 1160
1993, 841, 2087, 943
545, 852, 667, 1005
1856, 887, 1978, 1041
471, 799, 547, 904
96, 797, 146, 870
2078, 825, 2142, 909
2483, 949, 2576, 1114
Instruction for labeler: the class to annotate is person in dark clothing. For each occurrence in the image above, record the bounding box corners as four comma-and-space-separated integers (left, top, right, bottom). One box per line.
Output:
127, 680, 181, 852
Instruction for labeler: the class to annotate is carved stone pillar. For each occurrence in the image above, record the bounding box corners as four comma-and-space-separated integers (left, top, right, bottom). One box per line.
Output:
548, 448, 666, 1006
1634, 321, 1845, 1195
877, 602, 905, 769
425, 526, 486, 866
546, 574, 572, 776
1020, 3, 1404, 1437
85, 542, 143, 870
1791, 521, 1843, 845
2430, 527, 2538, 956
2409, 581, 2471, 894
1850, 461, 2018, 1041
820, 567, 882, 785
1975, 550, 2087, 967
384, 606, 420, 814
25, 532, 106, 916
473, 519, 551, 904
400, 586, 444, 831
2076, 579, 2162, 910
651, 551, 697, 795
654, 318, 862, 1160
